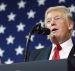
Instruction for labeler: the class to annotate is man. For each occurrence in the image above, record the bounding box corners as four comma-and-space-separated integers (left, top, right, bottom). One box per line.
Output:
28, 6, 75, 70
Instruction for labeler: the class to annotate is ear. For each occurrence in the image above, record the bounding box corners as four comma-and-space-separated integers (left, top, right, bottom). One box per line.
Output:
68, 21, 74, 30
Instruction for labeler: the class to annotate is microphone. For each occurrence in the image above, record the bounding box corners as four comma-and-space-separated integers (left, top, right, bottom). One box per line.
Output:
25, 23, 50, 62
32, 24, 50, 35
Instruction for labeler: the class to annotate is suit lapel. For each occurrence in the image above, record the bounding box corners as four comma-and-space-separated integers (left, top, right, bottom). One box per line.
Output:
68, 40, 75, 58
34, 47, 52, 61
41, 47, 52, 60
67, 40, 75, 70
68, 39, 75, 67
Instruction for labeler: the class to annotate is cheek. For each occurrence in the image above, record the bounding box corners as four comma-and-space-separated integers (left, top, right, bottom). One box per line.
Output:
59, 24, 69, 35
57, 22, 67, 34
59, 25, 67, 31
59, 20, 68, 30
45, 24, 51, 29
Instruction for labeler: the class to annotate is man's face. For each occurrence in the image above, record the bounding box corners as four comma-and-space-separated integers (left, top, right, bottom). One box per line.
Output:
45, 11, 73, 43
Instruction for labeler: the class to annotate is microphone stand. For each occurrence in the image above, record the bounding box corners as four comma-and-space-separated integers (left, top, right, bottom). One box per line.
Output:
25, 30, 33, 62
25, 24, 41, 62
25, 24, 50, 62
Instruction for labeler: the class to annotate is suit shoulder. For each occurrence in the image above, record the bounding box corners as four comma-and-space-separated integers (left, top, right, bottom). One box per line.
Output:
28, 47, 50, 61
31, 47, 47, 54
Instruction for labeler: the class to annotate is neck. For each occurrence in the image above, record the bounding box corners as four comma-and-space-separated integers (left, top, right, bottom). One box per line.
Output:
58, 33, 71, 44
50, 34, 71, 44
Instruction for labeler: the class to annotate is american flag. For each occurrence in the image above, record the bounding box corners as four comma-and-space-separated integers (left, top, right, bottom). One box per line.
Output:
0, 0, 75, 64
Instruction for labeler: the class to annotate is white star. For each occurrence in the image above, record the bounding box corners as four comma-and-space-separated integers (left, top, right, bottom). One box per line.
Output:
39, 20, 44, 25
0, 3, 7, 12
25, 35, 35, 42
35, 43, 44, 49
47, 35, 50, 40
27, 10, 36, 19
37, 0, 46, 6
59, 0, 65, 3
7, 12, 16, 21
0, 48, 4, 57
16, 22, 26, 32
73, 54, 75, 56
4, 58, 14, 64
0, 25, 6, 34
17, 0, 26, 9
69, 5, 75, 13
36, 20, 44, 27
6, 35, 15, 45
72, 30, 75, 37
15, 45, 24, 55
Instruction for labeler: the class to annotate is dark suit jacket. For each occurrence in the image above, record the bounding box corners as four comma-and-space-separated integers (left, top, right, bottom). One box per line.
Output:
28, 39, 75, 70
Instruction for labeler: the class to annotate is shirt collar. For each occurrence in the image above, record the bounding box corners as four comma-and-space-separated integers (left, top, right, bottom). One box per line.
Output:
52, 38, 73, 52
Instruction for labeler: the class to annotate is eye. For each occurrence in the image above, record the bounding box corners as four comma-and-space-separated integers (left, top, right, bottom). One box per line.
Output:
54, 16, 61, 20
47, 20, 51, 24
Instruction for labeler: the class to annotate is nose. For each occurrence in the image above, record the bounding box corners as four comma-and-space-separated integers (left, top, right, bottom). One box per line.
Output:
50, 19, 56, 26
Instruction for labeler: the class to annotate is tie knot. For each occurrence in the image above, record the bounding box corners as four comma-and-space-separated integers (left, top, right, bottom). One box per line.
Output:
55, 44, 62, 51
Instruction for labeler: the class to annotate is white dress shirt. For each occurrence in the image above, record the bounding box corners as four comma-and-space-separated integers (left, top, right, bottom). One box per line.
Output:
49, 38, 73, 60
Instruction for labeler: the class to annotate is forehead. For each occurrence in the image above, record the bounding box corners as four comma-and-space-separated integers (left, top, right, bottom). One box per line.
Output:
46, 11, 65, 19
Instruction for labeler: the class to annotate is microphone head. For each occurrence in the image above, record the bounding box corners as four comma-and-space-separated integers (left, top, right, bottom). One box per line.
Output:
32, 24, 50, 35
38, 27, 50, 35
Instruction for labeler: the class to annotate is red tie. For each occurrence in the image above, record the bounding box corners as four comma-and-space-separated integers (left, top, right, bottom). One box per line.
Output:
52, 44, 62, 60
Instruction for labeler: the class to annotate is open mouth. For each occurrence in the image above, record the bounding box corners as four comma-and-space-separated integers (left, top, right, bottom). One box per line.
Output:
51, 28, 58, 32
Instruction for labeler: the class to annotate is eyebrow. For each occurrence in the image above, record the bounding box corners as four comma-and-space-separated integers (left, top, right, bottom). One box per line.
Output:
47, 18, 51, 21
47, 15, 61, 20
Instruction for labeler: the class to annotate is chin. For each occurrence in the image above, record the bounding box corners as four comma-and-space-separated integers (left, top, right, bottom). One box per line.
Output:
50, 34, 61, 43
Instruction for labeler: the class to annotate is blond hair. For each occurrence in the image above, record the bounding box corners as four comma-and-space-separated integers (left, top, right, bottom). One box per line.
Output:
44, 6, 73, 24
